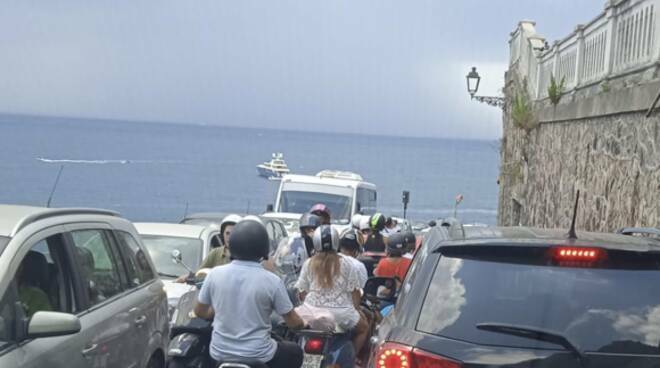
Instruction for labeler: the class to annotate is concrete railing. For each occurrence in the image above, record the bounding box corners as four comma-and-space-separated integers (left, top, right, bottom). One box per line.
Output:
511, 0, 660, 101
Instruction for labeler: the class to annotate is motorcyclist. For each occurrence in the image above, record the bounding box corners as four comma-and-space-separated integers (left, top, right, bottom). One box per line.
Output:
310, 203, 331, 225
295, 225, 369, 358
339, 230, 368, 288
374, 232, 414, 286
175, 214, 241, 283
271, 213, 321, 283
194, 218, 306, 368
363, 213, 387, 252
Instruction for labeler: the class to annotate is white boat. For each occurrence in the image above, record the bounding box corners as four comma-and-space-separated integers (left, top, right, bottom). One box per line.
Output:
257, 153, 290, 179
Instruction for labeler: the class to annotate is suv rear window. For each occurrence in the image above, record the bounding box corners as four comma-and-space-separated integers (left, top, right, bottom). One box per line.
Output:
417, 250, 660, 354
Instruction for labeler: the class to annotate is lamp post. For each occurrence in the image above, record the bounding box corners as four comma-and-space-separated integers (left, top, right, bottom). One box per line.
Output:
466, 67, 505, 109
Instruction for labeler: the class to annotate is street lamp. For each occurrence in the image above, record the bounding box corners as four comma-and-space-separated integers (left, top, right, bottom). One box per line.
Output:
465, 66, 505, 109
466, 67, 480, 97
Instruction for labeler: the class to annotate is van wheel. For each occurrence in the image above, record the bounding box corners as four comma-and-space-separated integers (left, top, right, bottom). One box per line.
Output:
146, 352, 165, 368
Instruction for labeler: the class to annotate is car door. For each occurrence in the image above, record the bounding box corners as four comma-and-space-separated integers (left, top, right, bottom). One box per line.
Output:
0, 226, 90, 368
66, 224, 139, 368
113, 230, 167, 368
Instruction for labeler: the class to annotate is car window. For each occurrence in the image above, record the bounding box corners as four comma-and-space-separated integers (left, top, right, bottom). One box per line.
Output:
0, 282, 19, 350
210, 233, 222, 248
17, 235, 76, 316
115, 231, 155, 287
417, 255, 660, 355
70, 230, 124, 306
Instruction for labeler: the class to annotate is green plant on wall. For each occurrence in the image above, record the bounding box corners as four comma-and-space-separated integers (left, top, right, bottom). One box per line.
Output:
547, 74, 565, 106
511, 89, 538, 132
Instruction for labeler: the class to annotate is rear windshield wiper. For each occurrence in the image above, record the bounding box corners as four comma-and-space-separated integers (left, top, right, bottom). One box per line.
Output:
477, 323, 587, 365
158, 272, 180, 279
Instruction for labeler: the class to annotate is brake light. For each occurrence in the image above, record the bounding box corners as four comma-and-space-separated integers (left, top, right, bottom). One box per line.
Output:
304, 337, 325, 355
553, 247, 604, 261
375, 342, 462, 368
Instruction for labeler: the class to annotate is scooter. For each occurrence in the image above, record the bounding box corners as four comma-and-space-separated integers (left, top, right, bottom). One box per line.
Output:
296, 328, 355, 368
166, 274, 213, 368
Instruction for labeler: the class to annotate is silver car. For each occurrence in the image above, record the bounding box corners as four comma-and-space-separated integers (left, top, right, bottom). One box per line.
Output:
0, 205, 169, 368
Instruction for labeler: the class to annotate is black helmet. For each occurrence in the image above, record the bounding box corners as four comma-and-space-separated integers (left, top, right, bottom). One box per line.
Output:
229, 219, 270, 261
299, 213, 321, 232
313, 225, 339, 253
386, 232, 415, 256
339, 229, 361, 253
370, 213, 386, 232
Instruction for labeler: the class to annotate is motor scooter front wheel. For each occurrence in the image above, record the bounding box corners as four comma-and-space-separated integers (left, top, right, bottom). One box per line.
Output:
165, 358, 188, 368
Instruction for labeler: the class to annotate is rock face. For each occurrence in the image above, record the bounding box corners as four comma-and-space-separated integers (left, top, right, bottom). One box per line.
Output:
498, 81, 660, 231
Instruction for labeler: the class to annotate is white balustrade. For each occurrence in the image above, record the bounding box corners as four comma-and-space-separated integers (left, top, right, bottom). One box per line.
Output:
509, 0, 660, 101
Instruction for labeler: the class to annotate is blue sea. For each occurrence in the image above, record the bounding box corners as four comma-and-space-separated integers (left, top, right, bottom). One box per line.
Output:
0, 114, 500, 225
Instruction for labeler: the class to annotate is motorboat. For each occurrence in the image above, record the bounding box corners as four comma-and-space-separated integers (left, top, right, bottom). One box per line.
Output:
257, 152, 290, 179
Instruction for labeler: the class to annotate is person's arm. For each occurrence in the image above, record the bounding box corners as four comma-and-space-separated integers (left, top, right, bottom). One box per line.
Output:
195, 270, 215, 320
282, 309, 306, 330
352, 289, 362, 309
294, 259, 311, 301
194, 302, 215, 320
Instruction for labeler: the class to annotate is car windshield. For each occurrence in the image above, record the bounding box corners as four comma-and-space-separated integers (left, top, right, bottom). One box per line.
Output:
417, 255, 660, 355
278, 191, 352, 223
141, 235, 203, 278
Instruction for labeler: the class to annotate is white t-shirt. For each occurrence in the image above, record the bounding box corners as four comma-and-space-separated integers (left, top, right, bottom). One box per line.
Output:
341, 254, 368, 289
198, 260, 293, 362
295, 255, 361, 329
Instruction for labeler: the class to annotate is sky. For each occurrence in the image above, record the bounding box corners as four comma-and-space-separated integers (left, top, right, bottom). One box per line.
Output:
0, 1, 603, 139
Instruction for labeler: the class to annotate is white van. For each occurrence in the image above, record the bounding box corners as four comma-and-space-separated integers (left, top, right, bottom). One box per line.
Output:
264, 170, 377, 228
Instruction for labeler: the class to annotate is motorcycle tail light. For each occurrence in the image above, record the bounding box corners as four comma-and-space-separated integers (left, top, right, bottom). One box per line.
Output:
304, 337, 325, 355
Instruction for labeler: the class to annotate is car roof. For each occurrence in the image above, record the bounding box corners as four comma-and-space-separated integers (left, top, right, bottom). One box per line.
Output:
182, 212, 230, 221
438, 226, 660, 252
0, 204, 120, 237
134, 222, 214, 239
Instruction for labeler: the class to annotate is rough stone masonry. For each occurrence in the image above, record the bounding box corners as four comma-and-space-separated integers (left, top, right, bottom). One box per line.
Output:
499, 11, 660, 232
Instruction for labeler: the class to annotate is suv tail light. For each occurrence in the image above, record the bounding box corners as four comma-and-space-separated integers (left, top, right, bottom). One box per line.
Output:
304, 337, 325, 355
375, 342, 462, 368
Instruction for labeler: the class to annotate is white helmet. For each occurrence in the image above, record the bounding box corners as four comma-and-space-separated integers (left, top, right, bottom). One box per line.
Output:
351, 214, 363, 230
313, 225, 340, 253
220, 214, 242, 244
240, 215, 264, 225
359, 216, 371, 231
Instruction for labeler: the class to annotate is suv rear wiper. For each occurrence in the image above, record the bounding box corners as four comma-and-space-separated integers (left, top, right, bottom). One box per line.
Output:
477, 323, 587, 365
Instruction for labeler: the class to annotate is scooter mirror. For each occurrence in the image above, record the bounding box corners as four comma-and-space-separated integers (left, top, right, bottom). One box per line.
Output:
171, 249, 183, 264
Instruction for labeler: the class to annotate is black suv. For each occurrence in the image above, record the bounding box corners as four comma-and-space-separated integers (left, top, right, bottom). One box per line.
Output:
368, 225, 660, 368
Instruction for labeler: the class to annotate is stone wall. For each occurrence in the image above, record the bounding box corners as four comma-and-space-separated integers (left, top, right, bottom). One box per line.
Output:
498, 73, 660, 231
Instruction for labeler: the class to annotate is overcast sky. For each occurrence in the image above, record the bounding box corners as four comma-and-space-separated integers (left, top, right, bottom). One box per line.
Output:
1, 1, 603, 139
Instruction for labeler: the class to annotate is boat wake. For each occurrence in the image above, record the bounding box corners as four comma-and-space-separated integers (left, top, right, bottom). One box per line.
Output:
37, 157, 131, 164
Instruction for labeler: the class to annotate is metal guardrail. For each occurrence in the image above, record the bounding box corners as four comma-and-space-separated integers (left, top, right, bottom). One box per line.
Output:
511, 0, 660, 100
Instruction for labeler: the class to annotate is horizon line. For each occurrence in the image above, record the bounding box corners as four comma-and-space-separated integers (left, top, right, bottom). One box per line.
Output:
0, 111, 501, 142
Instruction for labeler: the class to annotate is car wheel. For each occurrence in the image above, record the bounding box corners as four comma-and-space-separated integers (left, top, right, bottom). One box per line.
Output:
147, 352, 165, 368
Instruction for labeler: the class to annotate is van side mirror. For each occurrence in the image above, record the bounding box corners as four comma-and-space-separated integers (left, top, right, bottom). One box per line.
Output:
266, 204, 274, 212
364, 277, 397, 302
27, 311, 81, 339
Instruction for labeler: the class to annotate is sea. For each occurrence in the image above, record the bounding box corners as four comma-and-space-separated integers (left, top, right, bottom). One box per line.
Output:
0, 114, 500, 226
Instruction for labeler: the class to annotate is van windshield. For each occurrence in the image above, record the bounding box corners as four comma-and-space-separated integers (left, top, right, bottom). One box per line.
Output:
0, 236, 8, 256
279, 191, 352, 223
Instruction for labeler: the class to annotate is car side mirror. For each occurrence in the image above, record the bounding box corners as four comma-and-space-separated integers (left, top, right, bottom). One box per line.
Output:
27, 311, 81, 339
171, 249, 183, 264
364, 277, 397, 301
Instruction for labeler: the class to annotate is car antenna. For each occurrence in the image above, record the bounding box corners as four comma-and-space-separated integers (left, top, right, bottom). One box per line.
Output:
46, 165, 65, 208
182, 202, 189, 219
567, 190, 580, 240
